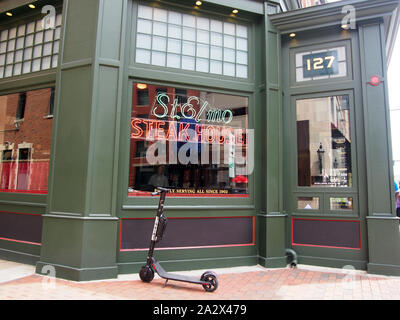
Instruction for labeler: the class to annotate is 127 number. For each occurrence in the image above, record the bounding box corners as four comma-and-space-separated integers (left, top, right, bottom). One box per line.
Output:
306, 55, 335, 71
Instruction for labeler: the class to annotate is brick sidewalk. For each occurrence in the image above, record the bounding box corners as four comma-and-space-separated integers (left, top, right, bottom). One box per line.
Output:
1, 264, 400, 300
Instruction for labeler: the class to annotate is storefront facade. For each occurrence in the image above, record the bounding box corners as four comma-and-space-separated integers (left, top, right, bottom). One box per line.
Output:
0, 0, 400, 281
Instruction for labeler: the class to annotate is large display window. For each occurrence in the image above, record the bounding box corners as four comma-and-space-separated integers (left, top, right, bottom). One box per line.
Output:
0, 88, 54, 194
128, 82, 251, 197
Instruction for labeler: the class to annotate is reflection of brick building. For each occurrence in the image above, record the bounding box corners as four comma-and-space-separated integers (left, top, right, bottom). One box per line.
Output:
0, 88, 53, 192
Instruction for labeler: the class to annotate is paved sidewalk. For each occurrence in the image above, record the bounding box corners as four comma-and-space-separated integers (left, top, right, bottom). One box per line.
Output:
1, 259, 400, 300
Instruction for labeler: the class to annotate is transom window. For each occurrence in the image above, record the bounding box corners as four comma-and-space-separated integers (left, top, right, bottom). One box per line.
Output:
0, 14, 62, 79
135, 4, 249, 78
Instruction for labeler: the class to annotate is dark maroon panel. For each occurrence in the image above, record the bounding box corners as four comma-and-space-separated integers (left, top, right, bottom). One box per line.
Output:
120, 216, 254, 250
0, 211, 42, 244
292, 218, 361, 249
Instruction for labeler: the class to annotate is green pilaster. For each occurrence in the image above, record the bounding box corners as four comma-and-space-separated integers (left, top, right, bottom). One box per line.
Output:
358, 19, 400, 276
36, 0, 127, 281
258, 1, 287, 269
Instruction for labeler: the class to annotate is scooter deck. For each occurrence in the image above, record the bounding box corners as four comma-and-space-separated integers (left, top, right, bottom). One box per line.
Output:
152, 259, 207, 285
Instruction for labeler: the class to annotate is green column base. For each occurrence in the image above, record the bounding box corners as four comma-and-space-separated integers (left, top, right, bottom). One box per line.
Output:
35, 261, 118, 282
258, 256, 287, 268
36, 215, 119, 282
366, 216, 400, 276
367, 263, 400, 277
258, 213, 288, 268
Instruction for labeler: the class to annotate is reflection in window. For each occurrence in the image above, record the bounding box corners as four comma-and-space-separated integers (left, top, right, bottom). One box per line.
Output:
297, 197, 319, 210
330, 197, 353, 210
16, 92, 26, 120
0, 88, 53, 193
297, 95, 352, 187
129, 82, 250, 197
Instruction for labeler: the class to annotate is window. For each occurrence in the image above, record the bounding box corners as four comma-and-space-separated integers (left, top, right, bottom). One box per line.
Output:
297, 197, 320, 210
296, 94, 352, 187
135, 4, 249, 78
129, 82, 250, 197
16, 92, 26, 120
48, 87, 55, 116
2, 150, 12, 161
330, 197, 353, 210
18, 148, 30, 161
295, 46, 347, 82
0, 88, 54, 193
0, 14, 62, 79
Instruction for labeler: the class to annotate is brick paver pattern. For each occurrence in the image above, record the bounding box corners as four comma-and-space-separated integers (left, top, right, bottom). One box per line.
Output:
1, 267, 400, 300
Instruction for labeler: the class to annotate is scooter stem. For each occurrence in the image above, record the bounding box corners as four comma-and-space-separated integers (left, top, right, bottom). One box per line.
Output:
146, 189, 167, 265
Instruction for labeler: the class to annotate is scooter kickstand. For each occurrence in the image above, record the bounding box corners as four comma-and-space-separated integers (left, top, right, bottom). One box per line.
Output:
163, 279, 169, 288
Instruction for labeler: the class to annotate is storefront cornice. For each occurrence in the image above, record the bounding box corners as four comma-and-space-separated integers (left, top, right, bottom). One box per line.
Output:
269, 0, 399, 34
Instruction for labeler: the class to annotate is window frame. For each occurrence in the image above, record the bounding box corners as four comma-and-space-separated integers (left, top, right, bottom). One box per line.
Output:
290, 90, 359, 217
289, 40, 354, 88
129, 0, 255, 87
120, 78, 256, 209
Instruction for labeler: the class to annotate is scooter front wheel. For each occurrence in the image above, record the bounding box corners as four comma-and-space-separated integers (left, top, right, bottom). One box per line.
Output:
200, 271, 218, 292
139, 265, 154, 283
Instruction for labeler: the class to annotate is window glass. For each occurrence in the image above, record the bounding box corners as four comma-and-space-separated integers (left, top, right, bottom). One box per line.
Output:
0, 88, 54, 194
297, 197, 320, 210
295, 46, 347, 82
135, 4, 249, 78
330, 197, 353, 210
0, 14, 62, 79
296, 95, 352, 187
129, 82, 250, 197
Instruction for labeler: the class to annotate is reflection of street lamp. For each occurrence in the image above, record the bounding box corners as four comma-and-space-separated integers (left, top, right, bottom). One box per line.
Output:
333, 158, 338, 169
317, 143, 325, 175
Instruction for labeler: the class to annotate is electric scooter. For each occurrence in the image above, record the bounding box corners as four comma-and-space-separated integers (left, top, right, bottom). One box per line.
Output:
139, 187, 218, 292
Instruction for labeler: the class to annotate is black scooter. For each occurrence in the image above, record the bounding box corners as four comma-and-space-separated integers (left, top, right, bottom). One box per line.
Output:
139, 187, 218, 292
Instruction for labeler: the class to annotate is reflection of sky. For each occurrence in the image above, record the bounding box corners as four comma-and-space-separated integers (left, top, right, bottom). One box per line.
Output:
389, 30, 400, 179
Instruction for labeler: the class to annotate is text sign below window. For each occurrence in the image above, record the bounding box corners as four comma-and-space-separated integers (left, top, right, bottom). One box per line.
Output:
302, 50, 339, 78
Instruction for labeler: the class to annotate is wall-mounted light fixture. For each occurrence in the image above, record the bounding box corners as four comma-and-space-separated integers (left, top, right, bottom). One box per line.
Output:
289, 33, 296, 38
6, 12, 13, 17
196, 1, 202, 6
232, 9, 239, 14
4, 142, 10, 150
28, 4, 36, 9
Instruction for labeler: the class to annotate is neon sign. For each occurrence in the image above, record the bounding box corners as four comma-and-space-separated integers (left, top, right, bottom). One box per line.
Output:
152, 93, 234, 124
131, 118, 247, 145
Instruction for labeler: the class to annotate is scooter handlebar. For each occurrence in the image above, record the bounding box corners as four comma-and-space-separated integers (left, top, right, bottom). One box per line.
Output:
151, 187, 170, 196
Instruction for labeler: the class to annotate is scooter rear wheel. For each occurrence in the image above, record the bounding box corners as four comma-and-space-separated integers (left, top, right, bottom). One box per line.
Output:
200, 271, 218, 292
139, 265, 154, 283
